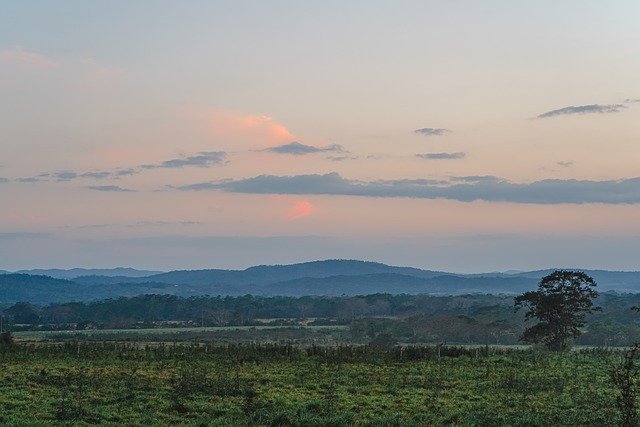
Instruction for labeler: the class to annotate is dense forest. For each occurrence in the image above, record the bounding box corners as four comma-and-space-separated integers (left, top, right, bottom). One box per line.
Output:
3, 292, 640, 346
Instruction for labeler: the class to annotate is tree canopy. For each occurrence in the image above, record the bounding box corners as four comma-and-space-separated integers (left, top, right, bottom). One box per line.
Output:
514, 270, 600, 351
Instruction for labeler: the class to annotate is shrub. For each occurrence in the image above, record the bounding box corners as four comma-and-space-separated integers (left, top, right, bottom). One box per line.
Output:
611, 344, 640, 426
0, 332, 14, 345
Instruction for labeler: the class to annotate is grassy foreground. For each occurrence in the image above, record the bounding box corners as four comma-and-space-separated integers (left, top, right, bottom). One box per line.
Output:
0, 342, 625, 426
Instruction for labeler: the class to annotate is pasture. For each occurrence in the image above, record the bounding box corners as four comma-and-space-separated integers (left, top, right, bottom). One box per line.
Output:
0, 341, 626, 425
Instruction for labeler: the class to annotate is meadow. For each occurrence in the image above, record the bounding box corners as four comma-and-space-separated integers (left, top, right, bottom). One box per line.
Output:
0, 341, 628, 426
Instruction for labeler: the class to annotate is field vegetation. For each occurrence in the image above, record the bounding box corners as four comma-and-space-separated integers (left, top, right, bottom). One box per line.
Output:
2, 271, 640, 424
0, 340, 634, 425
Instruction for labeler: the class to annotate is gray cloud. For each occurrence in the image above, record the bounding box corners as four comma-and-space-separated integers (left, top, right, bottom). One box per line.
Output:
54, 171, 78, 181
417, 152, 466, 160
414, 128, 450, 137
624, 98, 640, 103
116, 168, 137, 176
81, 171, 112, 179
141, 151, 227, 169
537, 104, 626, 119
19, 170, 115, 183
18, 170, 130, 183
16, 173, 44, 183
176, 172, 640, 204
326, 155, 358, 162
263, 142, 345, 155
0, 177, 8, 183
16, 152, 227, 184
16, 173, 56, 183
556, 161, 574, 168
85, 185, 134, 192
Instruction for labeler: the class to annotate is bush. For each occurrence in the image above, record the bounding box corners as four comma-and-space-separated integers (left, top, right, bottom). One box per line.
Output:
0, 332, 14, 345
368, 333, 398, 349
611, 344, 640, 426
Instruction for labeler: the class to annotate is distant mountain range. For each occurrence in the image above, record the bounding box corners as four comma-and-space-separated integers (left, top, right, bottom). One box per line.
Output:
0, 260, 639, 304
4, 268, 163, 280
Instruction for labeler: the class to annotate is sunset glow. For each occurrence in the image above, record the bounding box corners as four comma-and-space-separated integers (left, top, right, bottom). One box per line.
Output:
1, 1, 639, 271
287, 200, 315, 220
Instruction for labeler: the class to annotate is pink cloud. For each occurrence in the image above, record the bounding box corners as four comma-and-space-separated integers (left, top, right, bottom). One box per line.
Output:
287, 200, 315, 220
80, 58, 121, 88
209, 110, 295, 146
0, 46, 57, 69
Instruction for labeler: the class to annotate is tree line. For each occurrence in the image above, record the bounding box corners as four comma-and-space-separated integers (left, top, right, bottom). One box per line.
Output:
1, 293, 513, 327
2, 281, 640, 346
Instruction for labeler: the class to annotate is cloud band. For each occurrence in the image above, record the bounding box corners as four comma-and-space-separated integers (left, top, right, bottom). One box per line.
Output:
176, 173, 640, 204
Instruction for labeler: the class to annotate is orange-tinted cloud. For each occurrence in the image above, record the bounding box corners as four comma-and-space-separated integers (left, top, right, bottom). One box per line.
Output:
210, 110, 295, 146
287, 200, 315, 220
0, 46, 57, 69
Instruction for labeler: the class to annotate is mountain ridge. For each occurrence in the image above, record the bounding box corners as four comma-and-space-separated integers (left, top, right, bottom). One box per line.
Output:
4, 268, 163, 280
1, 260, 639, 304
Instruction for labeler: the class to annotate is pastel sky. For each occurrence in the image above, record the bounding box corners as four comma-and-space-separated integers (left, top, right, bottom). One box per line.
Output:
1, 1, 640, 272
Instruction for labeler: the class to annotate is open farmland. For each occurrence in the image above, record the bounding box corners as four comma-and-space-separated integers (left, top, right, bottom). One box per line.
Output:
0, 341, 628, 426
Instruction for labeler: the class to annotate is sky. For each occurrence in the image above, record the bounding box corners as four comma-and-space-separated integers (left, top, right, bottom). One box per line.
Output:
1, 0, 640, 272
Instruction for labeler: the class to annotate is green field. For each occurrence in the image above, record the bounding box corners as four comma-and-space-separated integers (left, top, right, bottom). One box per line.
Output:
0, 341, 629, 426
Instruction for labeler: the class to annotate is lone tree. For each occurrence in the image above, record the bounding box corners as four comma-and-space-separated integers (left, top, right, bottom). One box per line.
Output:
514, 270, 600, 351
